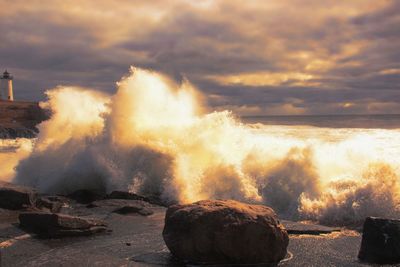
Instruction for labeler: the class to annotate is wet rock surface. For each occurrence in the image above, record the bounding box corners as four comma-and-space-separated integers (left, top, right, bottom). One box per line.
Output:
19, 212, 107, 238
282, 220, 341, 235
0, 181, 38, 210
107, 191, 149, 201
358, 217, 400, 264
107, 191, 166, 206
1, 204, 395, 267
163, 199, 289, 265
1, 203, 167, 267
88, 199, 154, 216
35, 196, 65, 213
0, 185, 394, 267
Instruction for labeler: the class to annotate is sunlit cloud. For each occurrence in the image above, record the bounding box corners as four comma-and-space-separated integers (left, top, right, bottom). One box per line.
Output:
379, 69, 400, 75
206, 72, 318, 87
0, 0, 399, 115
342, 102, 355, 108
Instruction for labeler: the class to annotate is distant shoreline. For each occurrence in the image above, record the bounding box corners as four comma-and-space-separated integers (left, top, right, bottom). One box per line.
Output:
241, 114, 400, 129
242, 113, 400, 118
0, 100, 48, 139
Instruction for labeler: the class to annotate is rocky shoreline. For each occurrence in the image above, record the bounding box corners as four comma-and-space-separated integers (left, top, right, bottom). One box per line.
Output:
0, 126, 39, 139
0, 100, 48, 139
0, 181, 399, 266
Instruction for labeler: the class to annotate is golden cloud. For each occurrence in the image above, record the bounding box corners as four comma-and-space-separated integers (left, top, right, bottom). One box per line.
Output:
206, 71, 318, 87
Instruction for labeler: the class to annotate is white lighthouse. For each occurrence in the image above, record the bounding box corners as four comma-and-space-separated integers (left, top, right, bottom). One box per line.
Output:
0, 70, 14, 101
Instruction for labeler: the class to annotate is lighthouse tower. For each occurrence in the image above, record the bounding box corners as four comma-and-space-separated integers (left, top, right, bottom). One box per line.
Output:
0, 70, 14, 101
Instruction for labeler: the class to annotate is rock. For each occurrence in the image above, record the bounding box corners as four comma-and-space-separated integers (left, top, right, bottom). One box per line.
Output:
113, 206, 153, 216
0, 208, 20, 223
88, 199, 154, 216
106, 191, 166, 206
0, 181, 37, 210
0, 126, 38, 139
107, 191, 148, 201
0, 100, 48, 139
67, 190, 105, 204
163, 199, 289, 265
35, 196, 64, 213
358, 217, 400, 264
19, 212, 107, 237
281, 220, 341, 235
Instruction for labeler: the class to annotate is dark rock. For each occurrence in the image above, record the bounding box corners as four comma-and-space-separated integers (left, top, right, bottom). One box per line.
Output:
67, 190, 105, 204
0, 100, 49, 139
281, 220, 341, 235
106, 191, 166, 206
19, 212, 107, 237
0, 208, 20, 223
114, 206, 153, 216
107, 191, 147, 201
45, 195, 68, 202
131, 252, 184, 266
36, 196, 64, 213
0, 126, 37, 139
88, 199, 154, 216
163, 199, 289, 265
0, 181, 37, 210
358, 217, 400, 264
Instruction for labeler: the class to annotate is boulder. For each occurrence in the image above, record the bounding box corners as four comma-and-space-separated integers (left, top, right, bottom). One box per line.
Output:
0, 181, 37, 210
88, 199, 153, 216
358, 217, 400, 264
163, 199, 288, 265
19, 212, 107, 237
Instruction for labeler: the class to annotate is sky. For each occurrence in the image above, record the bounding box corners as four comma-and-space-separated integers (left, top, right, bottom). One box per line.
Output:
0, 0, 399, 115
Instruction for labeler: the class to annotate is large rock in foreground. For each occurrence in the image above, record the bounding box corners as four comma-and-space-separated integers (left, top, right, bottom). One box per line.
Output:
0, 181, 37, 210
163, 199, 288, 265
358, 217, 400, 264
19, 212, 107, 237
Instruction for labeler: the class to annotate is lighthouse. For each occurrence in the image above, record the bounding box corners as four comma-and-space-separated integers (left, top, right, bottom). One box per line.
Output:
0, 70, 14, 101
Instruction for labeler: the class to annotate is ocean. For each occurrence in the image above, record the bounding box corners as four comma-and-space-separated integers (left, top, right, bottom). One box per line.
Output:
1, 69, 400, 226
242, 114, 400, 129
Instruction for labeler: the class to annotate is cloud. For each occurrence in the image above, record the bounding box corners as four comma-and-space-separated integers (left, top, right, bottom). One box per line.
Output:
206, 72, 318, 87
0, 0, 399, 115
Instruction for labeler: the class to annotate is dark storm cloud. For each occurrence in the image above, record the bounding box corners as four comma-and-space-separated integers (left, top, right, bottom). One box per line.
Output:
0, 0, 399, 114
118, 11, 275, 78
